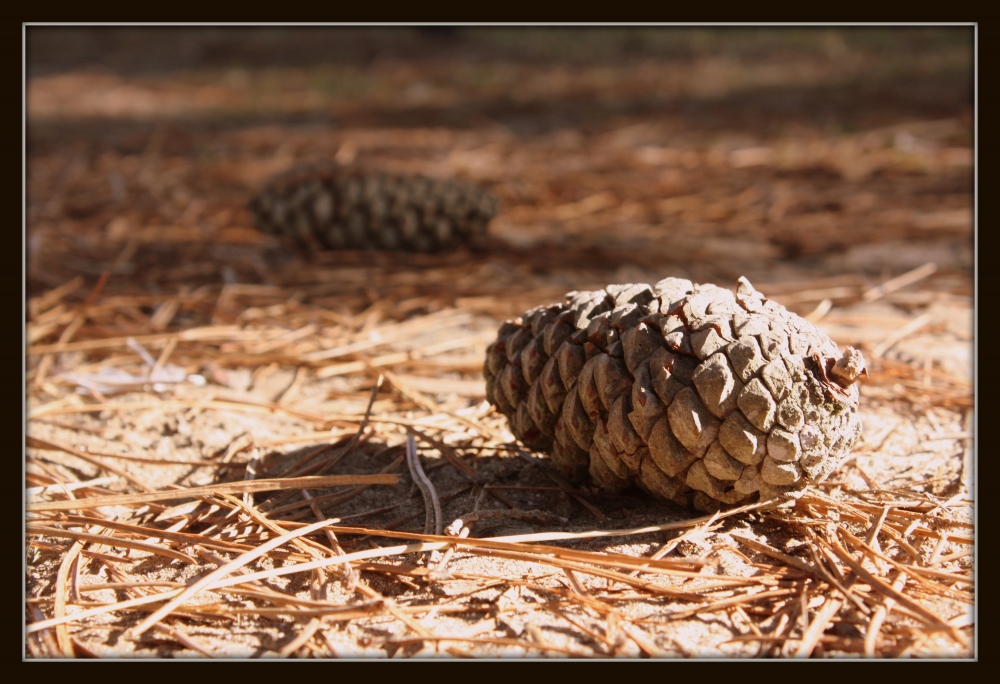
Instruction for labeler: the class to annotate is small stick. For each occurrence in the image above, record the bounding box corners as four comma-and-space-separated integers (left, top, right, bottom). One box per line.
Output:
428, 518, 470, 580
622, 623, 671, 658
149, 337, 179, 381
277, 619, 323, 658
793, 597, 843, 658
405, 424, 478, 479
803, 298, 833, 323
562, 568, 590, 596
126, 336, 159, 367
53, 541, 84, 657
461, 509, 568, 527
302, 489, 356, 587
803, 537, 871, 616
961, 408, 974, 495
407, 433, 442, 536
862, 262, 937, 302
59, 515, 279, 557
871, 313, 934, 359
864, 571, 908, 656
29, 276, 83, 318
865, 505, 893, 574
27, 605, 61, 657
243, 448, 261, 508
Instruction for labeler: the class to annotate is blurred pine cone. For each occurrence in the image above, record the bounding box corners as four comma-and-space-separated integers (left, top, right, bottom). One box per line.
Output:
484, 277, 866, 511
249, 163, 499, 252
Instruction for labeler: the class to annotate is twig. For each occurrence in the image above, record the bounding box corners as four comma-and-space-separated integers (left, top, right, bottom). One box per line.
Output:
864, 571, 908, 656
407, 433, 442, 536
871, 313, 934, 359
277, 619, 323, 658
793, 597, 843, 658
862, 262, 937, 302
803, 298, 833, 322
53, 541, 85, 657
405, 424, 479, 479
243, 447, 261, 508
961, 408, 974, 495
428, 519, 470, 580
302, 489, 357, 587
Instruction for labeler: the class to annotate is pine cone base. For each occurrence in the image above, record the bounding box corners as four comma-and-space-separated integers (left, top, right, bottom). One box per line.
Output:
484, 277, 865, 511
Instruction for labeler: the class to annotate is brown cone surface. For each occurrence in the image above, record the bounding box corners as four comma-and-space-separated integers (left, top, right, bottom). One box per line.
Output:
484, 277, 865, 511
249, 163, 499, 253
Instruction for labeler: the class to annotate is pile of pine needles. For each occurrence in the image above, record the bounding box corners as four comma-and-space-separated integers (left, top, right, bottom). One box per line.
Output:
25, 263, 974, 658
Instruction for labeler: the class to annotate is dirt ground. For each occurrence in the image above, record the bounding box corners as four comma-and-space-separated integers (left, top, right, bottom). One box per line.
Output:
25, 27, 974, 659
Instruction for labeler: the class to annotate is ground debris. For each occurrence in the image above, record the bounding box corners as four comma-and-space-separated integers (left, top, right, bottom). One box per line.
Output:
25, 27, 973, 659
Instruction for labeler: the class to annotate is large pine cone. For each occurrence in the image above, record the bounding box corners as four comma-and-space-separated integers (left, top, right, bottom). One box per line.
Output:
484, 277, 865, 511
249, 163, 499, 252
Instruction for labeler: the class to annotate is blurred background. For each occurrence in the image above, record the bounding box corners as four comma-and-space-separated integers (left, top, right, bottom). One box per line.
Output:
27, 27, 973, 277
26, 25, 974, 383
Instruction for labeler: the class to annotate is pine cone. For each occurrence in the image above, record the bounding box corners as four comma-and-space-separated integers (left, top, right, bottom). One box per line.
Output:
249, 163, 499, 253
484, 277, 865, 511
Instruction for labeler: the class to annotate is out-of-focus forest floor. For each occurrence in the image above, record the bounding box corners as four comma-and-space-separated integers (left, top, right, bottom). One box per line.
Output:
25, 27, 974, 659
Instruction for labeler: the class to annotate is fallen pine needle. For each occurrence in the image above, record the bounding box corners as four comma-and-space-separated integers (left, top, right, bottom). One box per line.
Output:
27, 474, 399, 512
129, 517, 343, 638
26, 525, 198, 565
